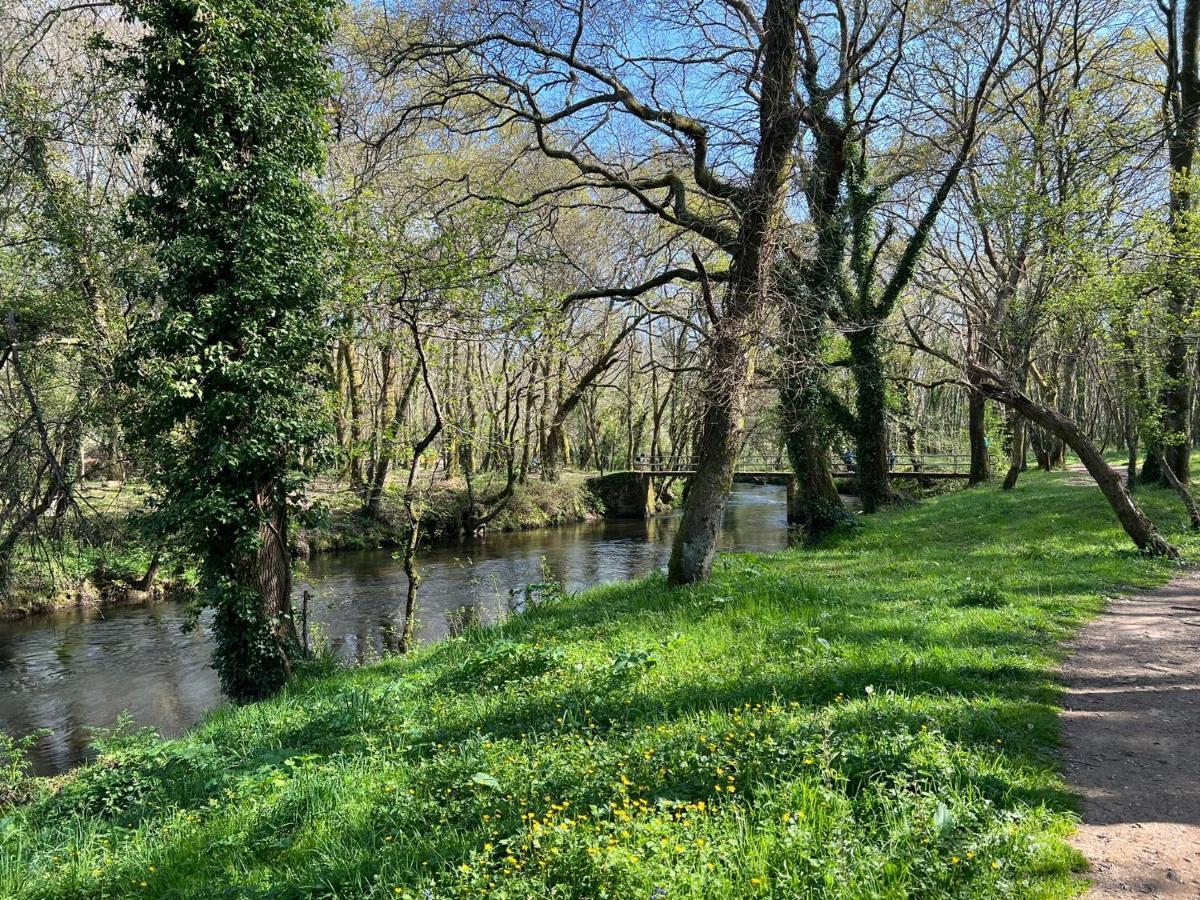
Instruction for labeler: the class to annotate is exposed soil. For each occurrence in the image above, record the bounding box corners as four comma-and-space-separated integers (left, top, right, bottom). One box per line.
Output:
1062, 572, 1200, 897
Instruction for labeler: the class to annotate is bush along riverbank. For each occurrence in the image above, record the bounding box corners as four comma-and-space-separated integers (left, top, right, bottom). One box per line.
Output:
0, 480, 196, 620
3, 471, 1197, 899
299, 471, 664, 555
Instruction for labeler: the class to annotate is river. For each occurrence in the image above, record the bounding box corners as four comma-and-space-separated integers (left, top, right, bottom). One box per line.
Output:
0, 484, 790, 775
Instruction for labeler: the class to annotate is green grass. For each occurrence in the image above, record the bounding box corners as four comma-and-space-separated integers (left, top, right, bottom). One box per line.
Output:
2, 470, 1197, 899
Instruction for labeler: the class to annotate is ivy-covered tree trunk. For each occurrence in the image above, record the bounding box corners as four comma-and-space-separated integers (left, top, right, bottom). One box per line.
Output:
1161, 0, 1200, 485
781, 389, 844, 530
776, 201, 846, 532
217, 492, 299, 698
848, 327, 890, 513
778, 290, 844, 531
118, 0, 335, 701
1162, 293, 1196, 486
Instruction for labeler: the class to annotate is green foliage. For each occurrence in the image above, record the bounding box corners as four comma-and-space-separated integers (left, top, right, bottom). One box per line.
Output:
3, 473, 1196, 897
608, 648, 658, 682
0, 730, 49, 809
113, 0, 336, 700
445, 640, 565, 691
950, 578, 1009, 609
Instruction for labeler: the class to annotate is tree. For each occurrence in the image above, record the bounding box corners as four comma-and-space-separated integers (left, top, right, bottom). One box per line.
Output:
116, 0, 335, 701
917, 0, 1157, 493
759, 0, 1016, 520
0, 1, 133, 602
1156, 0, 1200, 484
393, 0, 810, 584
821, 0, 1011, 511
904, 322, 1179, 557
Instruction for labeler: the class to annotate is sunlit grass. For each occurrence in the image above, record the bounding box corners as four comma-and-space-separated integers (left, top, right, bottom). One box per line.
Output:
1, 469, 1195, 898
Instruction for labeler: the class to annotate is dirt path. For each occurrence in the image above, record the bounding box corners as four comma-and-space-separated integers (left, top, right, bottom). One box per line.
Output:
1062, 572, 1200, 897
1063, 461, 1124, 488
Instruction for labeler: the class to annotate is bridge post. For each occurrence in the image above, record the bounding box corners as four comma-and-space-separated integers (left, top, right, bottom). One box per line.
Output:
637, 473, 656, 518
585, 471, 657, 518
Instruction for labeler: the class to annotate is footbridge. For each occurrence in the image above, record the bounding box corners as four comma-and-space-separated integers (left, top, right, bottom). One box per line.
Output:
590, 453, 974, 521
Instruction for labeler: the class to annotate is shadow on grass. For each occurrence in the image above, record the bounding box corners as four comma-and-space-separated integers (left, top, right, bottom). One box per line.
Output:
23, 474, 1191, 895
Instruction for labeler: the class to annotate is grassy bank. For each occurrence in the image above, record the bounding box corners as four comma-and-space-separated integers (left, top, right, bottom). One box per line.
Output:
2, 471, 1196, 898
301, 472, 607, 554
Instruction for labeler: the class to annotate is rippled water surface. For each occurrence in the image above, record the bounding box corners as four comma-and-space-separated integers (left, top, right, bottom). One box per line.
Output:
0, 484, 788, 774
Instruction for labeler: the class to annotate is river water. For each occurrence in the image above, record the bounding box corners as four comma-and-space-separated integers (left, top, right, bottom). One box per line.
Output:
0, 484, 789, 775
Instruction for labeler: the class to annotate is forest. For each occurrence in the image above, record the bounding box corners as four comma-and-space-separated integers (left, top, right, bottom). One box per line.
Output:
1, 0, 1199, 897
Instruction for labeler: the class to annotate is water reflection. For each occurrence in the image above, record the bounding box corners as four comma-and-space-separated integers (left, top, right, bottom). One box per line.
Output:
0, 484, 787, 774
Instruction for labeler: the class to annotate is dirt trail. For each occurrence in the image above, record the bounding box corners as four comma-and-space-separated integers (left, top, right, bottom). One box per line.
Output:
1062, 572, 1200, 897
1063, 460, 1124, 488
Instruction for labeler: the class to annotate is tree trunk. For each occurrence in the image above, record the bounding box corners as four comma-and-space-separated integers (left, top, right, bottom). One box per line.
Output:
668, 313, 755, 583
399, 321, 444, 653
1163, 328, 1194, 485
848, 327, 890, 513
340, 339, 365, 490
1140, 445, 1163, 484
782, 397, 844, 530
519, 382, 533, 483
666, 0, 803, 584
1124, 405, 1139, 492
1001, 414, 1025, 491
1031, 427, 1052, 471
778, 312, 844, 529
1157, 450, 1200, 530
967, 385, 990, 485
129, 550, 162, 593
363, 364, 419, 520
1161, 0, 1200, 484
219, 490, 299, 701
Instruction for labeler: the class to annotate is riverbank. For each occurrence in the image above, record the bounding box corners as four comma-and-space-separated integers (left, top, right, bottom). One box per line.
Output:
0, 471, 622, 620
0, 484, 783, 777
2, 471, 1196, 898
300, 471, 613, 554
0, 480, 193, 621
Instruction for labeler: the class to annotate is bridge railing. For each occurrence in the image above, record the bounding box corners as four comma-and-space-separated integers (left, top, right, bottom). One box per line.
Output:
865, 452, 976, 475
631, 452, 980, 475
631, 455, 785, 473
